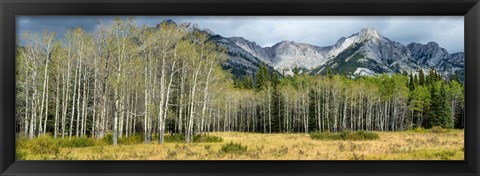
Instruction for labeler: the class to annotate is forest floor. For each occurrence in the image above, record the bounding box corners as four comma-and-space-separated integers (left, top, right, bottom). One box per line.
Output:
20, 130, 464, 160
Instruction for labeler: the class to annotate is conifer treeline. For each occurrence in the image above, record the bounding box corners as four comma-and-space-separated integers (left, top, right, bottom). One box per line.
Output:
15, 18, 464, 145
233, 65, 464, 134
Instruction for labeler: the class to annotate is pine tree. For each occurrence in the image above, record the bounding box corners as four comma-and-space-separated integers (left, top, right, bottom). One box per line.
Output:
418, 69, 425, 86
408, 73, 415, 91
326, 68, 333, 79
255, 64, 269, 90
428, 82, 451, 128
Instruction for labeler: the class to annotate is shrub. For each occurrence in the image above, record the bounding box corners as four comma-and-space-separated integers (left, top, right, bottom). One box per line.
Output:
16, 135, 28, 149
431, 126, 448, 133
164, 134, 185, 143
119, 134, 144, 145
16, 136, 29, 159
434, 150, 456, 160
220, 141, 248, 154
16, 149, 28, 160
413, 127, 426, 133
102, 133, 114, 144
98, 133, 223, 145
164, 134, 223, 143
349, 131, 379, 140
310, 131, 379, 141
58, 136, 98, 148
310, 131, 343, 140
27, 134, 60, 156
194, 134, 224, 143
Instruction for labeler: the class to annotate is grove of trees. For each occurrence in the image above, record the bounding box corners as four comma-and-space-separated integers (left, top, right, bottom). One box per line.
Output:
15, 17, 464, 146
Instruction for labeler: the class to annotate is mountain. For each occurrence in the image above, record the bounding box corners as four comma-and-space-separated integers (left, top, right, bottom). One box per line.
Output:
209, 34, 272, 76
228, 27, 463, 77
311, 28, 463, 77
229, 37, 330, 70
158, 20, 464, 78
158, 20, 273, 76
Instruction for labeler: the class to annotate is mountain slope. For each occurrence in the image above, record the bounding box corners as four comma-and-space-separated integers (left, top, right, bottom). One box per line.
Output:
228, 27, 463, 78
159, 20, 464, 78
309, 28, 464, 77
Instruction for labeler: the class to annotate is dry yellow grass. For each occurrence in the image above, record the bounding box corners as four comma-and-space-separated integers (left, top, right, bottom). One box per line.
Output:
39, 130, 464, 160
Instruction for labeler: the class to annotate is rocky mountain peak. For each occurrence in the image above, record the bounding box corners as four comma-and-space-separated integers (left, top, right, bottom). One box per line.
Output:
174, 20, 463, 78
426, 41, 440, 47
357, 27, 382, 40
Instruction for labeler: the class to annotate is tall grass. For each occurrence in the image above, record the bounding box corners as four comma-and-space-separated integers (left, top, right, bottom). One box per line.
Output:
164, 134, 224, 143
17, 133, 225, 159
101, 133, 224, 144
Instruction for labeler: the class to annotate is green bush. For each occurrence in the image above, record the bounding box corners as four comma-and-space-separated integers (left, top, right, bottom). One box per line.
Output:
58, 136, 98, 148
348, 131, 379, 140
431, 126, 449, 133
99, 133, 223, 145
119, 134, 144, 145
16, 149, 28, 160
193, 134, 224, 143
27, 134, 60, 156
101, 133, 145, 145
220, 141, 248, 154
413, 127, 426, 133
434, 150, 456, 160
102, 133, 114, 144
310, 131, 379, 141
164, 134, 224, 143
164, 134, 185, 143
16, 135, 28, 150
310, 131, 343, 140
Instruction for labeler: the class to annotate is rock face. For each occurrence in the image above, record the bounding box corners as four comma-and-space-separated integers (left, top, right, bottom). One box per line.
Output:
209, 35, 270, 76
160, 20, 464, 78
229, 37, 331, 70
226, 27, 463, 77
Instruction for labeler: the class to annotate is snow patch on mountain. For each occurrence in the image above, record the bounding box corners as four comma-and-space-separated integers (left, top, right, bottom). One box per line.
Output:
354, 68, 376, 76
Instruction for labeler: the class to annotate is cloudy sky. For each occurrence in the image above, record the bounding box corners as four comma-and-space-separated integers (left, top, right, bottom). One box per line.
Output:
17, 16, 464, 53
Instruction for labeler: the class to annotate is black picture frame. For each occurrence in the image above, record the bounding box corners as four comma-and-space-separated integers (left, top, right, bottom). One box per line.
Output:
1, 0, 479, 175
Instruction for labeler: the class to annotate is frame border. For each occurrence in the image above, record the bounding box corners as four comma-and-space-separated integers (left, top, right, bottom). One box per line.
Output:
1, 0, 479, 176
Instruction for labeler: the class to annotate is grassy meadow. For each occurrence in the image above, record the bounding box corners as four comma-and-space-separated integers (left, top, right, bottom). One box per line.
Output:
17, 128, 464, 160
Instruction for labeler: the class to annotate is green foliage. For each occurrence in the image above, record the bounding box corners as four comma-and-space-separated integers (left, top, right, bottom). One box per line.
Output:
57, 136, 99, 148
17, 134, 108, 159
310, 131, 344, 140
16, 136, 29, 160
310, 131, 379, 141
165, 134, 224, 143
194, 134, 224, 143
255, 63, 270, 90
26, 134, 60, 156
102, 133, 114, 144
349, 131, 380, 140
430, 126, 449, 133
16, 149, 28, 160
119, 134, 144, 145
418, 69, 425, 85
103, 133, 223, 144
434, 150, 456, 160
427, 82, 452, 128
412, 127, 426, 133
220, 141, 248, 154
